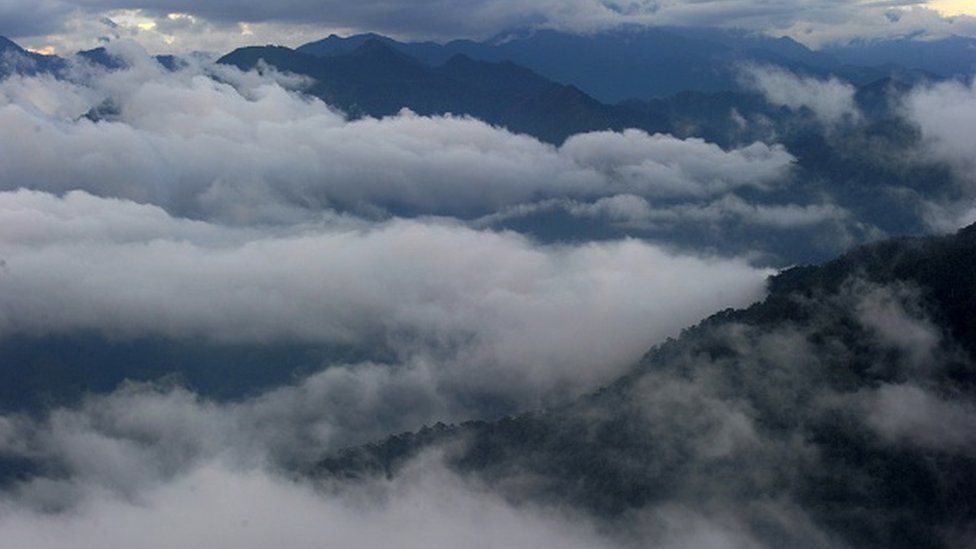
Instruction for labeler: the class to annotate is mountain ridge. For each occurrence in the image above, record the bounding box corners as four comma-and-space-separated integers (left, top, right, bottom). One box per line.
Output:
311, 221, 976, 548
297, 27, 974, 102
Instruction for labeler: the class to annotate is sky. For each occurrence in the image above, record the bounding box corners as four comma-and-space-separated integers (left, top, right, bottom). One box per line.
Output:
930, 0, 976, 16
3, 0, 976, 55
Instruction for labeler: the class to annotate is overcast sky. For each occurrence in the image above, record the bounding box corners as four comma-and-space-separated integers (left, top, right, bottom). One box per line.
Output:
3, 0, 976, 55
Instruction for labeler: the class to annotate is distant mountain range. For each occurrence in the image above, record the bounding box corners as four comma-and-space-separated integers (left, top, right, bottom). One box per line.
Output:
6, 26, 975, 102
219, 40, 668, 144
217, 37, 929, 145
295, 27, 975, 102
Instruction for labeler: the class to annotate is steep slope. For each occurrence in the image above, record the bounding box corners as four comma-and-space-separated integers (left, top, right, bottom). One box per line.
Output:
314, 223, 976, 548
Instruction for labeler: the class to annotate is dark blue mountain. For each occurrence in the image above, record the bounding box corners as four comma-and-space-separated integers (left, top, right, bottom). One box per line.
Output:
0, 38, 182, 80
825, 36, 976, 78
298, 27, 947, 102
298, 27, 976, 103
301, 27, 768, 101
220, 40, 668, 143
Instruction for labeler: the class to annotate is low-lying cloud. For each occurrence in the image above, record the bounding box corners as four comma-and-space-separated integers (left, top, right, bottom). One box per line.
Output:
905, 78, 976, 229
2, 274, 968, 548
0, 458, 621, 549
0, 49, 795, 224
0, 188, 771, 409
741, 65, 861, 126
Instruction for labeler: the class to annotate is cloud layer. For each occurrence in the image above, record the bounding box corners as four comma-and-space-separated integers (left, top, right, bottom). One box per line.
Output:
0, 50, 795, 224
0, 188, 770, 411
905, 78, 976, 229
0, 459, 620, 549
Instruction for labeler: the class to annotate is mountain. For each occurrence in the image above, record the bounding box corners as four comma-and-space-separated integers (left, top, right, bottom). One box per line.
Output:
825, 36, 976, 78
314, 223, 976, 548
219, 40, 668, 143
0, 36, 63, 78
301, 27, 806, 102
0, 36, 22, 52
297, 27, 956, 102
220, 40, 958, 257
0, 39, 182, 81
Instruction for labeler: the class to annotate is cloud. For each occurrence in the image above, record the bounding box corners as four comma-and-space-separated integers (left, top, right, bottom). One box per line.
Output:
0, 458, 621, 549
862, 384, 976, 454
906, 78, 976, 178
0, 251, 967, 548
0, 188, 771, 409
779, 4, 976, 49
741, 65, 861, 126
386, 275, 972, 546
560, 131, 792, 199
472, 193, 860, 258
571, 194, 849, 230
904, 78, 976, 229
0, 1, 78, 39
6, 1, 976, 53
0, 48, 795, 224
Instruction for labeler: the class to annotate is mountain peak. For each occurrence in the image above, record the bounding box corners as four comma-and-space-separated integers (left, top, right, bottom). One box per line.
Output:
297, 32, 399, 58
0, 36, 25, 53
350, 38, 401, 55
347, 38, 423, 68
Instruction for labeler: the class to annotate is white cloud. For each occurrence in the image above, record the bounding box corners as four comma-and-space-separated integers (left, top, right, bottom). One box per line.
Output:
905, 78, 976, 229
906, 78, 976, 178
863, 384, 976, 454
561, 130, 792, 199
0, 458, 620, 549
0, 189, 771, 408
0, 50, 795, 224
741, 65, 861, 126
477, 194, 850, 231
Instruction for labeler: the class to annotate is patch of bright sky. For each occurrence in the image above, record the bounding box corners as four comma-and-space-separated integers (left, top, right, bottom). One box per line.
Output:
929, 1, 976, 16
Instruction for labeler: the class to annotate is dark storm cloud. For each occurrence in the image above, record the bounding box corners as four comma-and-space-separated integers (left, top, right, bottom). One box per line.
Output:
0, 1, 77, 38
64, 0, 976, 39
3, 0, 976, 51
